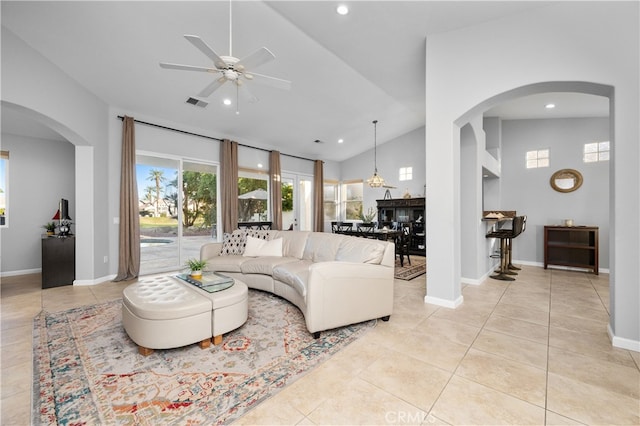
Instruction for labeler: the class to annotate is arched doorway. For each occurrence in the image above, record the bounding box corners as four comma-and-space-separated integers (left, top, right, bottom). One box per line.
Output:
1, 101, 95, 282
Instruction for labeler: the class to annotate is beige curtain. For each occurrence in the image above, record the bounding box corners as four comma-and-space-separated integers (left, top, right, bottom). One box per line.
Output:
114, 116, 140, 281
313, 160, 324, 232
221, 139, 239, 233
269, 150, 283, 230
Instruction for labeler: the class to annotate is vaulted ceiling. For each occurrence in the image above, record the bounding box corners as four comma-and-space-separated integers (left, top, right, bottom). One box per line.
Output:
1, 1, 608, 161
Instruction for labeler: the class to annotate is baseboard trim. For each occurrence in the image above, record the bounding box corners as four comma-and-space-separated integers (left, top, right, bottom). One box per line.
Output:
608, 323, 640, 352
513, 260, 610, 275
0, 268, 41, 277
425, 294, 463, 308
74, 274, 117, 286
461, 269, 493, 286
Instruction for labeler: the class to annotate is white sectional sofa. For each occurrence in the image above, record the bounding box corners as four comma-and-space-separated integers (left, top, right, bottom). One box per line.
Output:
200, 230, 395, 337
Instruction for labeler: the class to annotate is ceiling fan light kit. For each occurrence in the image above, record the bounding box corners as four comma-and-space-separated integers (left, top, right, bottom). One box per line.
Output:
159, 0, 291, 112
367, 119, 386, 188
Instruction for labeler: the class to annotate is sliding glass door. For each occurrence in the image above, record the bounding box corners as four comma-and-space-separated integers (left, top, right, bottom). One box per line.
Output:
137, 154, 218, 275
282, 173, 313, 231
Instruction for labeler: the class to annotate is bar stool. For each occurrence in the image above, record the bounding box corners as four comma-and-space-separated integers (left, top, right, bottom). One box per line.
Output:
506, 215, 526, 271
486, 216, 525, 281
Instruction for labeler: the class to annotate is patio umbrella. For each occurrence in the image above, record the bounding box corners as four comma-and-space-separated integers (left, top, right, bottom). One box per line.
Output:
238, 188, 268, 199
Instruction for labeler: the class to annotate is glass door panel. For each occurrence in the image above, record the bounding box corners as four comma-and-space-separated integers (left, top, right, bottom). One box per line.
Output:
180, 161, 218, 264
282, 178, 295, 230
282, 173, 313, 231
298, 177, 313, 231
137, 155, 180, 274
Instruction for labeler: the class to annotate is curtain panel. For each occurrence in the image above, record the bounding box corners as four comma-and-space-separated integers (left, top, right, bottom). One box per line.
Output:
269, 150, 283, 230
114, 116, 140, 281
313, 160, 324, 232
221, 139, 239, 233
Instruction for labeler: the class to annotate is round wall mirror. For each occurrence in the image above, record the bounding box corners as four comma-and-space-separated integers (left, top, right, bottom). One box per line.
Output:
550, 169, 583, 193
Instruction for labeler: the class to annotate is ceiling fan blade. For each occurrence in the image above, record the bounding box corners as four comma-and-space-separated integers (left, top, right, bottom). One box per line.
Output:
245, 72, 292, 91
184, 34, 227, 69
160, 62, 217, 73
236, 80, 259, 104
235, 47, 275, 71
197, 77, 227, 98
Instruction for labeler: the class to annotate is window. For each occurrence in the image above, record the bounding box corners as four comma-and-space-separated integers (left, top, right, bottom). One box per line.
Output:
323, 180, 339, 221
526, 149, 549, 169
399, 166, 413, 181
342, 180, 363, 221
0, 151, 7, 227
584, 141, 610, 162
238, 169, 269, 222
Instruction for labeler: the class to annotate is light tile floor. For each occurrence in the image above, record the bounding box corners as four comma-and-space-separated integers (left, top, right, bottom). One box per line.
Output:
2, 266, 639, 425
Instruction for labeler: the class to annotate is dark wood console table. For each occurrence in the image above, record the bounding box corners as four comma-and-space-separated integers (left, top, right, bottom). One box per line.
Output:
544, 226, 598, 274
41, 235, 75, 288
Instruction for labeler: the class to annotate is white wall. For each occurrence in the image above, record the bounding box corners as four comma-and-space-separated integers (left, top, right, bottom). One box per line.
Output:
2, 26, 110, 282
425, 2, 639, 348
0, 134, 75, 273
500, 117, 610, 269
340, 126, 426, 215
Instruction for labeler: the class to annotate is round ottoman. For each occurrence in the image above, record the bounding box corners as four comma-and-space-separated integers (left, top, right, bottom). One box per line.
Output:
122, 275, 249, 356
122, 276, 213, 355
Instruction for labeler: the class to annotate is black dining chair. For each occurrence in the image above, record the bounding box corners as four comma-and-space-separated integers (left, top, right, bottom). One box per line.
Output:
396, 223, 412, 267
331, 221, 353, 233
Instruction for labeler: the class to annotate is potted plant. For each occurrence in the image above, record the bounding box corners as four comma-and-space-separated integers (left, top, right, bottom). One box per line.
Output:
185, 258, 207, 279
43, 222, 57, 236
360, 206, 377, 224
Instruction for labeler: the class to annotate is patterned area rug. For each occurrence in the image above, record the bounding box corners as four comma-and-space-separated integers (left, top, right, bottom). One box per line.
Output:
394, 256, 426, 280
33, 288, 375, 425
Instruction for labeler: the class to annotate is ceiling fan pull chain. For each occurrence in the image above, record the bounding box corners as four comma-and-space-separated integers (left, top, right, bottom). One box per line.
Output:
236, 83, 240, 115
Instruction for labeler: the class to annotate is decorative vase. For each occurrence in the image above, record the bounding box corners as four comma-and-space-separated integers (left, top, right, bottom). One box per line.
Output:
190, 270, 202, 279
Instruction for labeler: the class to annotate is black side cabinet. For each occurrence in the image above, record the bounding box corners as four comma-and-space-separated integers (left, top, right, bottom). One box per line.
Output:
41, 235, 75, 288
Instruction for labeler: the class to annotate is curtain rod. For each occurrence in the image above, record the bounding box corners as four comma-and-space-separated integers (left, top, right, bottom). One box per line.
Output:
117, 115, 316, 163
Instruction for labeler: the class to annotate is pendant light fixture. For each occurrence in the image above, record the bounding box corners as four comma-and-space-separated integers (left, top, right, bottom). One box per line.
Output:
366, 120, 385, 188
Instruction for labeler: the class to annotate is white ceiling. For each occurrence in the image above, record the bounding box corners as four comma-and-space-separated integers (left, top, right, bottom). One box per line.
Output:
1, 1, 609, 161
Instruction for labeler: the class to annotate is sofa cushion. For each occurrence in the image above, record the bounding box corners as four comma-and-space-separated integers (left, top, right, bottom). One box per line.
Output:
240, 256, 298, 275
336, 238, 386, 264
271, 230, 310, 258
273, 260, 313, 298
302, 233, 342, 262
220, 230, 246, 255
243, 236, 283, 257
206, 255, 247, 273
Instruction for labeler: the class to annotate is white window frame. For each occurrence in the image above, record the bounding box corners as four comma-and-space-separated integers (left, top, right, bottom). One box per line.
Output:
399, 166, 413, 181
584, 141, 610, 163
526, 148, 550, 169
0, 151, 8, 228
341, 180, 363, 221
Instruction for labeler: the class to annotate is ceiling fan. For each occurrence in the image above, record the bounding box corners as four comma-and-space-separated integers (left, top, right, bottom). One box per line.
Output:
159, 0, 291, 109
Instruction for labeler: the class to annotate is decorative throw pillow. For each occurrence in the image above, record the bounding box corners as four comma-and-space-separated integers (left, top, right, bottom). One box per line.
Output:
243, 236, 283, 257
245, 229, 271, 240
220, 229, 246, 255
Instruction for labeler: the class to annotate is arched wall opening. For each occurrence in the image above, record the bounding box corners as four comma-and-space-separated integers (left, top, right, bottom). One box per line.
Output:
456, 83, 612, 286
426, 80, 616, 339
1, 101, 95, 282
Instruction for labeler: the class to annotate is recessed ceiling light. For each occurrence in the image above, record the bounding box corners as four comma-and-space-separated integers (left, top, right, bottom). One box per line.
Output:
545, 103, 556, 109
336, 5, 349, 15
257, 163, 263, 168
223, 98, 232, 106
338, 139, 344, 144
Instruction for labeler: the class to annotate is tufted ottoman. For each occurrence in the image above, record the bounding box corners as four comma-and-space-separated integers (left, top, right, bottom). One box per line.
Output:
122, 275, 248, 356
